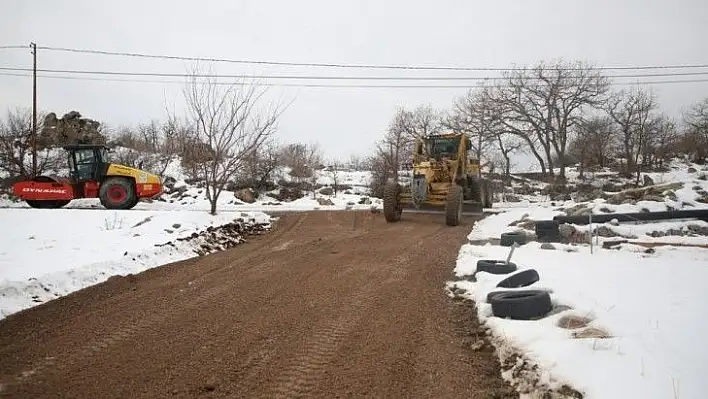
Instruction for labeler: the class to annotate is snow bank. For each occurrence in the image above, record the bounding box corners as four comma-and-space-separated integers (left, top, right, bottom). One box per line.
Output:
451, 242, 708, 398
455, 192, 708, 397
0, 209, 270, 319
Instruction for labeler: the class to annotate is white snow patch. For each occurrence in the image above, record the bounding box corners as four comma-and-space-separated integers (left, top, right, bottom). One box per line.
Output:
0, 208, 270, 319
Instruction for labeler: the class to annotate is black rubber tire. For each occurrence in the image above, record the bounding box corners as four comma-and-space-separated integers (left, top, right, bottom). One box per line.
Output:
534, 220, 559, 230
99, 177, 137, 210
383, 182, 402, 222
500, 231, 527, 247
482, 179, 493, 208
445, 184, 463, 226
26, 200, 70, 209
467, 178, 481, 202
490, 289, 553, 320
487, 290, 514, 303
476, 259, 518, 275
496, 269, 540, 289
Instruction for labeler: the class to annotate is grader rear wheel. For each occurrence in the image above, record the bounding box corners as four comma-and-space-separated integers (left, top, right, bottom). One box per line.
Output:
383, 182, 402, 222
445, 184, 463, 226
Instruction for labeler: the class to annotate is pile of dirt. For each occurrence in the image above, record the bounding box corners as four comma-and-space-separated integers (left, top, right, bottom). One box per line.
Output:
156, 216, 271, 256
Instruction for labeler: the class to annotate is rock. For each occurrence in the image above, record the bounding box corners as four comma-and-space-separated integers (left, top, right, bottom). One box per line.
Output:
453, 287, 467, 295
202, 377, 218, 392
504, 194, 521, 202
687, 224, 708, 236
172, 223, 181, 229
559, 224, 577, 239
643, 175, 655, 186
515, 184, 536, 195
316, 197, 335, 206
234, 188, 256, 204
163, 176, 177, 190
642, 194, 665, 202
595, 226, 618, 237
358, 197, 372, 205
688, 167, 697, 173
319, 187, 334, 196
663, 190, 678, 201
609, 218, 619, 226
540, 243, 556, 250
565, 204, 592, 217
601, 183, 623, 192
470, 340, 485, 351
38, 111, 106, 148
621, 198, 637, 205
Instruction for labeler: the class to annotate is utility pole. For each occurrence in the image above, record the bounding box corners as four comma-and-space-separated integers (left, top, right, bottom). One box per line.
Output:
30, 42, 38, 177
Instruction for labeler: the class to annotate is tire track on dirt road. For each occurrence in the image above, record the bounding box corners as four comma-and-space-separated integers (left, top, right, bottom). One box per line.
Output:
0, 213, 311, 392
0, 211, 515, 398
0, 212, 376, 397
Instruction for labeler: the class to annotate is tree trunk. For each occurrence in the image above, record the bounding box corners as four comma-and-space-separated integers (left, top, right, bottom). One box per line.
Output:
210, 199, 217, 215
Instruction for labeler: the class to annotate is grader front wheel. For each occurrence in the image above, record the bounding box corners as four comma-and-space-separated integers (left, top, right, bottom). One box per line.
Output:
383, 182, 402, 223
445, 184, 463, 226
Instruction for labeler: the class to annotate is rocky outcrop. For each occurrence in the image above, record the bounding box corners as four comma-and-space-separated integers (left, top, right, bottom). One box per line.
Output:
39, 111, 106, 148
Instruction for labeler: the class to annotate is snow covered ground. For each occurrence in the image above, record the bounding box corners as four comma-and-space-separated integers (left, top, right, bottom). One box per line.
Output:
0, 208, 270, 320
451, 197, 708, 398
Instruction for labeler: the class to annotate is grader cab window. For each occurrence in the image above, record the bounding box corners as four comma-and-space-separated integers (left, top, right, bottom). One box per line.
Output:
426, 137, 461, 159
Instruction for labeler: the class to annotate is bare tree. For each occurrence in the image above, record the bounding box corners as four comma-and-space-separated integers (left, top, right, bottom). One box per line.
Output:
398, 104, 444, 139
569, 115, 616, 177
281, 142, 321, 181
605, 86, 657, 183
642, 114, 678, 168
494, 132, 524, 182
446, 87, 497, 176
683, 98, 708, 163
0, 108, 63, 182
326, 159, 342, 196
487, 60, 610, 181
181, 66, 288, 214
236, 138, 280, 190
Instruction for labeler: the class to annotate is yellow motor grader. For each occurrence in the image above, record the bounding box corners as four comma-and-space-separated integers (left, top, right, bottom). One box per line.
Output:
383, 132, 493, 226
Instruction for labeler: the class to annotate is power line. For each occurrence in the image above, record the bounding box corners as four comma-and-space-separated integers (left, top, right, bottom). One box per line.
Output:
1, 66, 708, 81
32, 45, 708, 72
0, 45, 27, 50
2, 71, 708, 89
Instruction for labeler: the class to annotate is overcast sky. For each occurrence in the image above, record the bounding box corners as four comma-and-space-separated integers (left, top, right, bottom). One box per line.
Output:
2, 0, 707, 164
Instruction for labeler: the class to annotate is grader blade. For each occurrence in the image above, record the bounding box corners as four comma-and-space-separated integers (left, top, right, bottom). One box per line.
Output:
400, 201, 484, 216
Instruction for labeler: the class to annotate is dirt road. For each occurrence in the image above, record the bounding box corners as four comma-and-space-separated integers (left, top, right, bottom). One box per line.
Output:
0, 211, 515, 398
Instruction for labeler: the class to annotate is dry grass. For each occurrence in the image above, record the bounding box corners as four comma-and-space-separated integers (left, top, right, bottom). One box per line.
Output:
557, 314, 592, 329
571, 327, 612, 339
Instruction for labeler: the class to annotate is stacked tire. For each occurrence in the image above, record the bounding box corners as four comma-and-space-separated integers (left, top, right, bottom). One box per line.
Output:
475, 259, 552, 320
534, 220, 561, 243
